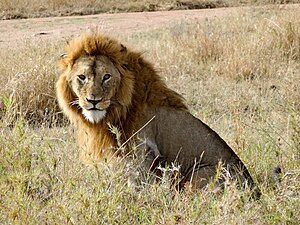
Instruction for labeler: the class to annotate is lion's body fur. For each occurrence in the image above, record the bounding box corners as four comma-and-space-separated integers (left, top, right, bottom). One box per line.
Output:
56, 31, 259, 194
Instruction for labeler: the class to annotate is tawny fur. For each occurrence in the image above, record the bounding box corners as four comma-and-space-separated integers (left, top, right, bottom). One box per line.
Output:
56, 31, 187, 159
56, 31, 259, 196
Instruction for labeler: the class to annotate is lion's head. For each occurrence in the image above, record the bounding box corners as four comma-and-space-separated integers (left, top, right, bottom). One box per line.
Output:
56, 32, 136, 126
64, 55, 122, 123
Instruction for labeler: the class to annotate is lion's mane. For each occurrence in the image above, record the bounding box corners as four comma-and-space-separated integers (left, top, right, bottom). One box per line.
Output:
56, 31, 187, 160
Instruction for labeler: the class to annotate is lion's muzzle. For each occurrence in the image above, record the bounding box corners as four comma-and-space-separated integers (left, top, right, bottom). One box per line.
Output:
86, 97, 103, 107
81, 97, 110, 123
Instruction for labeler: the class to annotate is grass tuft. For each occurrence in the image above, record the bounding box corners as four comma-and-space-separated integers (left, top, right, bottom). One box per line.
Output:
0, 41, 66, 126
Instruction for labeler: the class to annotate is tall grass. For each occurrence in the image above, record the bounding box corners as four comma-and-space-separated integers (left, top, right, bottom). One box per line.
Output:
0, 121, 298, 223
0, 41, 63, 126
0, 5, 299, 224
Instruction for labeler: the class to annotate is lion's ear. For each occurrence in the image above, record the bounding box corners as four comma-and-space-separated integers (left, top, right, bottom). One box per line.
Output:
119, 44, 129, 69
58, 54, 68, 70
60, 53, 67, 59
120, 44, 127, 53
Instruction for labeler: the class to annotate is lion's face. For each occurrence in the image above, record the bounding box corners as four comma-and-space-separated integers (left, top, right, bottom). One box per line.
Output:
68, 55, 121, 123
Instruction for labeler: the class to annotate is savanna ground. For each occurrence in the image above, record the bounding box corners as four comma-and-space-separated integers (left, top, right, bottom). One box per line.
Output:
1, 0, 300, 19
0, 1, 300, 224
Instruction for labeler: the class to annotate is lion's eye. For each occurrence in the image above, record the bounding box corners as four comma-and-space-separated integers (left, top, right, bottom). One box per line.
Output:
103, 74, 111, 82
78, 74, 86, 81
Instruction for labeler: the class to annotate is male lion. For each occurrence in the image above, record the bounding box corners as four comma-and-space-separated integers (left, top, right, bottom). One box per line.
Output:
56, 31, 259, 195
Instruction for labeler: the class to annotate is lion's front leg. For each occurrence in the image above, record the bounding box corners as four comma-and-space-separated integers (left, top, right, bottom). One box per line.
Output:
126, 137, 162, 187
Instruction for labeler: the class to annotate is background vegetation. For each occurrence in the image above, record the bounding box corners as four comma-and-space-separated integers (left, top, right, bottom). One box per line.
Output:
0, 2, 299, 224
0, 0, 300, 19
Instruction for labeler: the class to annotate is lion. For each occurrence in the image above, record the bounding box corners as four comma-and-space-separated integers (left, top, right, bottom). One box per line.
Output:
56, 31, 259, 196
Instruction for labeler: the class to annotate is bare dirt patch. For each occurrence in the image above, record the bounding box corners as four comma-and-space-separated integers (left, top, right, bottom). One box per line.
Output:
0, 7, 241, 49
1, 4, 298, 49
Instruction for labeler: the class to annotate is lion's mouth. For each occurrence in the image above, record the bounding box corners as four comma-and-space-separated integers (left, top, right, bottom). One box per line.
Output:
88, 107, 103, 111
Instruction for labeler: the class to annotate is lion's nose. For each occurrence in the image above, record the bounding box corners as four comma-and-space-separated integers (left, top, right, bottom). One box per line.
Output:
86, 98, 102, 106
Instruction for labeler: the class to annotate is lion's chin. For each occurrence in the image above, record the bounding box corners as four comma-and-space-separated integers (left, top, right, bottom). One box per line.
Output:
82, 109, 106, 124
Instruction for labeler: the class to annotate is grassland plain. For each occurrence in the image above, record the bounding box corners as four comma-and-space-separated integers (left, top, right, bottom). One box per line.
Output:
0, 5, 300, 225
1, 0, 300, 19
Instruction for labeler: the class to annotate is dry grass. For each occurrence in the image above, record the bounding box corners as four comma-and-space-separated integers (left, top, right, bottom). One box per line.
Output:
0, 41, 64, 126
0, 5, 300, 224
0, 0, 299, 19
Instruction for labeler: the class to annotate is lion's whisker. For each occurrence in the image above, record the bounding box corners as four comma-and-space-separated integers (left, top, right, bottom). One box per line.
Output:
70, 99, 79, 106
110, 100, 120, 106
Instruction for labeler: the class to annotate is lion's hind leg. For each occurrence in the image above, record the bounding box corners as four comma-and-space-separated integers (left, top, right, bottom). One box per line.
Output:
183, 165, 223, 190
182, 163, 245, 190
183, 163, 261, 199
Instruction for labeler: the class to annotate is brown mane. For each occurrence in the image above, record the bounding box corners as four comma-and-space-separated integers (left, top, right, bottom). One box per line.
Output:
56, 31, 187, 160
